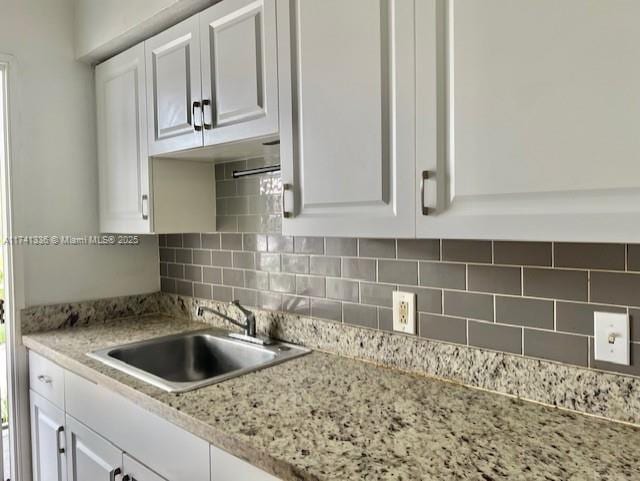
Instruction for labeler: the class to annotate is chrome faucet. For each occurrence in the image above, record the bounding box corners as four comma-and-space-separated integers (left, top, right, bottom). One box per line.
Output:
196, 301, 272, 345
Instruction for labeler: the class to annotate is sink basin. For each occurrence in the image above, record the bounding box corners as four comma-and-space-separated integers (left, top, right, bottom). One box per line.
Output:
88, 329, 310, 392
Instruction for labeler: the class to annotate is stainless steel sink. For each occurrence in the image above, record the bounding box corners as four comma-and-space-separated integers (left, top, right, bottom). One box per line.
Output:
88, 329, 310, 392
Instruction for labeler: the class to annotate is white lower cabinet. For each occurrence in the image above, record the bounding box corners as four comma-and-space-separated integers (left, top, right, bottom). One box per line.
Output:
30, 391, 66, 481
65, 416, 122, 481
29, 351, 283, 481
124, 454, 168, 481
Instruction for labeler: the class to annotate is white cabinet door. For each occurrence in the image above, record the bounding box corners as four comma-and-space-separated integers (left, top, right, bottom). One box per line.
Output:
278, 0, 416, 238
123, 455, 167, 481
416, 0, 640, 242
211, 445, 282, 481
96, 43, 151, 233
200, 0, 279, 145
146, 15, 203, 155
65, 416, 122, 481
30, 391, 67, 481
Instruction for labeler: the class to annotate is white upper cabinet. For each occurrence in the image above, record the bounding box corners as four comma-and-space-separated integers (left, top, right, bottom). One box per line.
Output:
416, 0, 640, 242
200, 0, 279, 145
278, 0, 416, 238
96, 43, 150, 234
146, 16, 203, 156
96, 42, 215, 234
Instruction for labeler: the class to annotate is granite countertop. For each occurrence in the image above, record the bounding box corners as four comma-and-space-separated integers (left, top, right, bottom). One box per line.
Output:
23, 315, 640, 481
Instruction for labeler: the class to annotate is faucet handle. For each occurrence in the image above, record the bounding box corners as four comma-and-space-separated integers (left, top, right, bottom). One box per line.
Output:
231, 300, 253, 317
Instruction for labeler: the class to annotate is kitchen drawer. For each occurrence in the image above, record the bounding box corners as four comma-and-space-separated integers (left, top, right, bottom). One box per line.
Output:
65, 370, 209, 481
29, 351, 65, 409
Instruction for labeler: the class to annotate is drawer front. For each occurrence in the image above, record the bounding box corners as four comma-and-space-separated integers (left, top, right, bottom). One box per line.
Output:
29, 351, 65, 410
65, 370, 210, 481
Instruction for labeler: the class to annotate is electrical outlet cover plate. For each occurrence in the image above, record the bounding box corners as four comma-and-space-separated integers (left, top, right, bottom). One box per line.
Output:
393, 291, 416, 335
594, 311, 630, 365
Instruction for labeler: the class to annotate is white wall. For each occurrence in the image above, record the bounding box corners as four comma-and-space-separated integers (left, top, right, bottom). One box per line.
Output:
74, 0, 218, 63
0, 0, 159, 306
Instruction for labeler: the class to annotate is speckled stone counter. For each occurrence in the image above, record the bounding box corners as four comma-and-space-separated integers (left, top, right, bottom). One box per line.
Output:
23, 316, 640, 481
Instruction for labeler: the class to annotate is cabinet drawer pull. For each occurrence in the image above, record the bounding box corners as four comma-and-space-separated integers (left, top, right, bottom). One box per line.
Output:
37, 375, 52, 384
141, 194, 149, 220
56, 426, 65, 454
420, 170, 432, 215
281, 183, 292, 218
192, 101, 202, 131
202, 99, 213, 130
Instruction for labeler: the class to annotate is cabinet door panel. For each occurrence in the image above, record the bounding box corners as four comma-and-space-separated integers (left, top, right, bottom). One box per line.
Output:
146, 15, 203, 155
30, 391, 66, 481
123, 455, 167, 481
66, 416, 122, 481
96, 43, 150, 233
201, 0, 279, 145
416, 0, 640, 241
279, 0, 415, 237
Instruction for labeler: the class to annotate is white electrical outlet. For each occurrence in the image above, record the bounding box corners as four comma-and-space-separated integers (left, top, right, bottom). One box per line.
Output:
393, 291, 416, 334
594, 311, 630, 365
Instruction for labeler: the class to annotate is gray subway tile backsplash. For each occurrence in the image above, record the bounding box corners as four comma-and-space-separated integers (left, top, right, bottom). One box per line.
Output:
281, 254, 309, 274
310, 256, 341, 277
192, 249, 212, 266
360, 283, 395, 307
419, 262, 466, 290
268, 235, 294, 253
159, 161, 640, 380
467, 265, 521, 295
378, 260, 418, 285
554, 242, 626, 270
493, 241, 552, 267
359, 238, 396, 258
495, 296, 554, 330
556, 302, 626, 336
310, 298, 342, 322
269, 273, 296, 293
524, 329, 589, 367
296, 275, 326, 298
468, 320, 522, 355
629, 245, 640, 271
419, 314, 467, 345
211, 251, 233, 267
202, 233, 221, 250
397, 239, 440, 261
443, 291, 494, 321
590, 271, 640, 307
326, 278, 359, 303
523, 268, 588, 301
343, 303, 377, 329
233, 251, 256, 270
442, 239, 492, 263
294, 236, 324, 254
342, 258, 376, 281
325, 237, 357, 257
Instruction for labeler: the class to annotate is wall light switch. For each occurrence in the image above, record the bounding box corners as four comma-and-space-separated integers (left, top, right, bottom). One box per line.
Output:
594, 312, 629, 365
393, 291, 416, 335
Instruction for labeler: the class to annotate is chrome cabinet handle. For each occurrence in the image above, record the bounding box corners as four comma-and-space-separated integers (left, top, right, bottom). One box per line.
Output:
202, 99, 213, 130
141, 194, 149, 220
281, 183, 292, 218
37, 375, 52, 384
56, 426, 65, 454
192, 101, 202, 131
110, 467, 122, 481
420, 170, 431, 215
